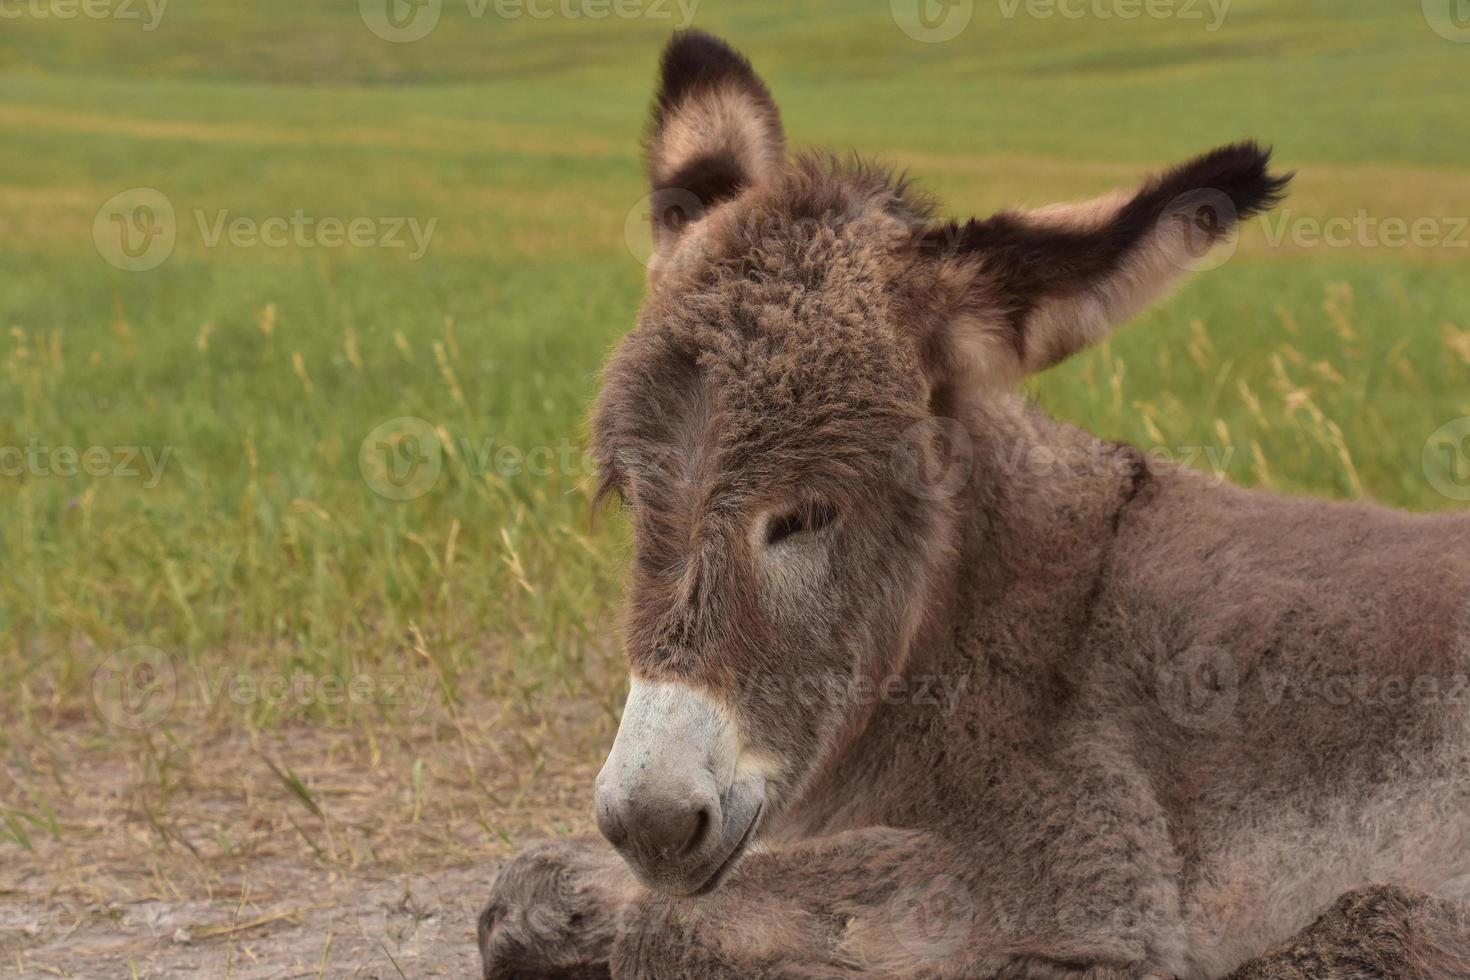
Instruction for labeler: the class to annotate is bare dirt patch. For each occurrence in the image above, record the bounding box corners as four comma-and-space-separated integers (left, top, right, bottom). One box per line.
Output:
2, 695, 614, 978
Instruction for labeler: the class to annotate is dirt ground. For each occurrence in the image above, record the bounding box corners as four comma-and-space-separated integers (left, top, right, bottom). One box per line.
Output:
1, 694, 614, 978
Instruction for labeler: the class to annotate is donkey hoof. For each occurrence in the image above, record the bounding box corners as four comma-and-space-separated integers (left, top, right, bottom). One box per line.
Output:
478, 838, 631, 980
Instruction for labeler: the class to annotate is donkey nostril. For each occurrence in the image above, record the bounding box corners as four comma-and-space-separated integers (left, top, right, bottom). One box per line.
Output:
680, 804, 713, 855
596, 797, 631, 851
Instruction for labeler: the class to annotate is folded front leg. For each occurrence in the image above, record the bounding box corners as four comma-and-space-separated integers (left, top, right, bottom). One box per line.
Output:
1226, 885, 1470, 980
612, 827, 971, 979
612, 827, 1173, 980
479, 837, 638, 980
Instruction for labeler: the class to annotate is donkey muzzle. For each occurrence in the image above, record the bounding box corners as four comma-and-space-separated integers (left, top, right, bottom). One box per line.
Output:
594, 679, 766, 896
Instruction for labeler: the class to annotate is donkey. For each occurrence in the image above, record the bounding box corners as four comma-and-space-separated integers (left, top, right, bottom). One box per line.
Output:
480, 30, 1470, 980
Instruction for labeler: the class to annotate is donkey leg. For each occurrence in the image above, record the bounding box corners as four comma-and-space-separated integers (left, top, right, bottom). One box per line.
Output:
612, 826, 978, 980
478, 836, 638, 980
1225, 885, 1470, 980
612, 827, 1173, 980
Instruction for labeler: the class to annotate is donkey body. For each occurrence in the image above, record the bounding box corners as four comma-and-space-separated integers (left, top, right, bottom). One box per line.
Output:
481, 32, 1470, 979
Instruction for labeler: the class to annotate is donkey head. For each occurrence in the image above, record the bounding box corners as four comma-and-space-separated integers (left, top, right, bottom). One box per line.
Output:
591, 30, 1289, 895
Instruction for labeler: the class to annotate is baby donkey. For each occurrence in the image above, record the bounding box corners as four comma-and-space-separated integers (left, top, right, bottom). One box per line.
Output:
482, 30, 1470, 980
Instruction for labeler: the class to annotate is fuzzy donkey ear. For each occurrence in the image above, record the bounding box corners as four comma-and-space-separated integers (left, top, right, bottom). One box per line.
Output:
644, 31, 786, 262
912, 142, 1291, 388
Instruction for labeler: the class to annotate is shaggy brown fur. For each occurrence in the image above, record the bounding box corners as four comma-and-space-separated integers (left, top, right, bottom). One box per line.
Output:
482, 30, 1470, 979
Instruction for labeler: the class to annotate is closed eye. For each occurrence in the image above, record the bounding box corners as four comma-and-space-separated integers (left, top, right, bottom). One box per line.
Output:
766, 501, 838, 546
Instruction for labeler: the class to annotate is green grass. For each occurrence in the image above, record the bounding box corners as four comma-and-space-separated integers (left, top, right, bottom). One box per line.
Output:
2, 0, 1468, 732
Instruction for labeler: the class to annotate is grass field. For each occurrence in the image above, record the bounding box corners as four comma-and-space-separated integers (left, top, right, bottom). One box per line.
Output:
2, 0, 1469, 973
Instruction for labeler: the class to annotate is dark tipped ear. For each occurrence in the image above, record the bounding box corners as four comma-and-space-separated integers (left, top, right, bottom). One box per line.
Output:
645, 31, 786, 260
913, 142, 1292, 387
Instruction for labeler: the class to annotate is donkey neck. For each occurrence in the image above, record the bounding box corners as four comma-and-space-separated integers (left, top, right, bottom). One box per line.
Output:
924, 393, 1150, 698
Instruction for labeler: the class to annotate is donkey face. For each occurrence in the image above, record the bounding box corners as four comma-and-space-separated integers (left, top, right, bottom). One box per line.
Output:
591, 31, 1288, 896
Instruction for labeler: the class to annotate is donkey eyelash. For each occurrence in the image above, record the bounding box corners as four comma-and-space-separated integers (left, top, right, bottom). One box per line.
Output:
766, 502, 838, 546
